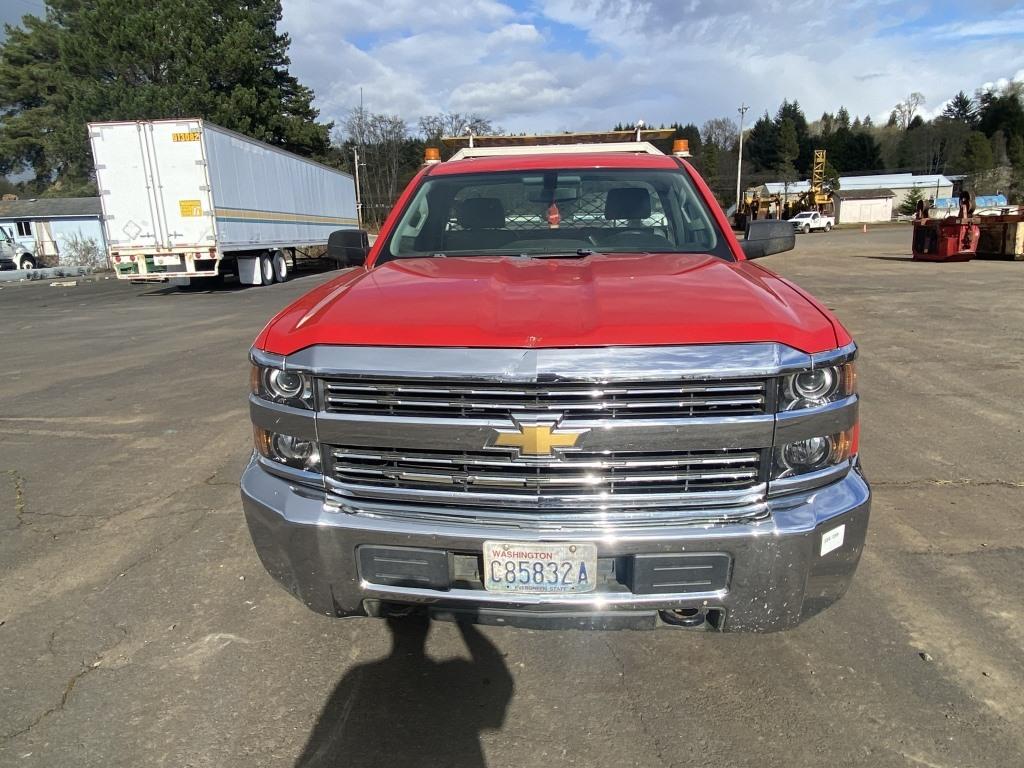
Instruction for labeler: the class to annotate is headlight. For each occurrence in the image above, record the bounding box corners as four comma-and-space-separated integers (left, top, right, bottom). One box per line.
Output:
251, 364, 314, 409
268, 369, 304, 399
773, 428, 856, 479
780, 362, 856, 410
254, 426, 321, 473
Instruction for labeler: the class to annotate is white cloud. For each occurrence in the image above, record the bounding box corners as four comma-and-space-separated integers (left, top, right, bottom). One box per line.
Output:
280, 0, 1024, 135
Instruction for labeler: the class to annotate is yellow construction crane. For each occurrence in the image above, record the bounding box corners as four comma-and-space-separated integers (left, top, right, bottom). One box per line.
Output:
797, 149, 835, 214
810, 149, 832, 206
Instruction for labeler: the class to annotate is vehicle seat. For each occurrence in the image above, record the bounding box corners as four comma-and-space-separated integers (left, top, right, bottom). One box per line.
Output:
444, 198, 512, 252
604, 187, 651, 221
596, 187, 669, 249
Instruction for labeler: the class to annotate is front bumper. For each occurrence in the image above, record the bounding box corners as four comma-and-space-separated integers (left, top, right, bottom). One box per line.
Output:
240, 457, 871, 631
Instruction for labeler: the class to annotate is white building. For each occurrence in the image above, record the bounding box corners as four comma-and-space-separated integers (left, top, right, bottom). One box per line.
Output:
834, 188, 895, 224
0, 197, 107, 268
753, 173, 954, 220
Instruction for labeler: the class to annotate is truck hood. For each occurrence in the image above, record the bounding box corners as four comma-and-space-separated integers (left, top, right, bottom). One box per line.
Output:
260, 253, 840, 355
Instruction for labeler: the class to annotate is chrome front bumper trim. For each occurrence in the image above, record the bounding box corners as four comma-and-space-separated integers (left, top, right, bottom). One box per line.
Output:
240, 456, 871, 631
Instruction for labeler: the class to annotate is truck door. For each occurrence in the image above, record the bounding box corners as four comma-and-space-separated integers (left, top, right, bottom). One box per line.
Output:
144, 120, 216, 250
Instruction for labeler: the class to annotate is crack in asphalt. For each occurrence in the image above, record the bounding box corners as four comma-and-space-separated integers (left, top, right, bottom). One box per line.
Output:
1, 506, 211, 744
3, 461, 236, 537
5, 469, 27, 531
0, 624, 129, 744
97, 509, 210, 595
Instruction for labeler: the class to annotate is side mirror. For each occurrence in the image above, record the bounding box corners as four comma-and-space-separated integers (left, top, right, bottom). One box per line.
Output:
741, 220, 795, 260
328, 229, 370, 267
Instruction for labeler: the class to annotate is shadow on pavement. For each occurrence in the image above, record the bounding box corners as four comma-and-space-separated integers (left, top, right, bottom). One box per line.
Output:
861, 255, 917, 262
295, 616, 514, 768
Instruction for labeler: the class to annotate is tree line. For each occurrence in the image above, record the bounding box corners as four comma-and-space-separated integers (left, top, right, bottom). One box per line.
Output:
2, 1, 1023, 218
631, 87, 1024, 206
0, 0, 330, 196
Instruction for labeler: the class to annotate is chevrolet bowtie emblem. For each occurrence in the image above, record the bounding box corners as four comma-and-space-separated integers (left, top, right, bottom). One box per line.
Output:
491, 421, 588, 457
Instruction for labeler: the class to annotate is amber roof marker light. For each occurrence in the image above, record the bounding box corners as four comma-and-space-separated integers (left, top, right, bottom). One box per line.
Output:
672, 139, 691, 157
424, 147, 441, 164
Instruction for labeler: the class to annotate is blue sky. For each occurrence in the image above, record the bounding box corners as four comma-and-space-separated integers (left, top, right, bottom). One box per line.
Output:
4, 0, 1024, 135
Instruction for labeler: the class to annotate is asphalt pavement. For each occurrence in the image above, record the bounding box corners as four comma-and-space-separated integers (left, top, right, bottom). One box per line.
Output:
1, 226, 1022, 767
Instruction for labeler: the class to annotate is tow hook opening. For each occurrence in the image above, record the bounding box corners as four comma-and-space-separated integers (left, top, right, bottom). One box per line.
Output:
660, 607, 724, 629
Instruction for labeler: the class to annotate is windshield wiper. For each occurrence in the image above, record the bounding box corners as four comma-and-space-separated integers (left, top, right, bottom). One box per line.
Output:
525, 249, 594, 259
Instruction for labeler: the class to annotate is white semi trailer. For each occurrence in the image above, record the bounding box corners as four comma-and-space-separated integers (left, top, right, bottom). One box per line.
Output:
88, 118, 360, 285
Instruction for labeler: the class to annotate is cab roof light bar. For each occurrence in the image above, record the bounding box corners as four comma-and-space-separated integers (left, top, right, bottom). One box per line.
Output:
448, 141, 666, 160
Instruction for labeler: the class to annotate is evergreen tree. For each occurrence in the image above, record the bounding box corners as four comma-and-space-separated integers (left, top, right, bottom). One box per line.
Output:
819, 112, 835, 137
746, 112, 778, 171
963, 131, 994, 175
777, 118, 799, 169
978, 87, 1024, 141
775, 100, 812, 173
942, 91, 978, 127
699, 142, 719, 189
0, 0, 330, 193
899, 186, 924, 216
1009, 134, 1024, 169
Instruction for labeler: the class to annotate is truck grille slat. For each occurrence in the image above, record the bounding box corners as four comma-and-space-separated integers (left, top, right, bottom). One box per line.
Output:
322, 377, 768, 419
328, 447, 763, 507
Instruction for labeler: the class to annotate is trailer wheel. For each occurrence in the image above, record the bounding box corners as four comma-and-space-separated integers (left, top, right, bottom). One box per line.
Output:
259, 253, 274, 286
271, 250, 288, 283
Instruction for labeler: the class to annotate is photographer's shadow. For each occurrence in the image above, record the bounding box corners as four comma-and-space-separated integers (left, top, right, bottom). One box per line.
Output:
296, 615, 513, 768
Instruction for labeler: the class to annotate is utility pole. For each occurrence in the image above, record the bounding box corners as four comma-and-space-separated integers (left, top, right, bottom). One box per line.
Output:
735, 103, 749, 215
356, 87, 365, 229
352, 147, 363, 230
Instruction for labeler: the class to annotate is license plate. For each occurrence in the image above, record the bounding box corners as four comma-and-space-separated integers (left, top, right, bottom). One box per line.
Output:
154, 255, 182, 266
483, 540, 597, 594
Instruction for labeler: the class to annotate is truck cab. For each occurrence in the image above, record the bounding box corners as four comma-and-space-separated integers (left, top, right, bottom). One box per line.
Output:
240, 137, 869, 632
0, 223, 38, 269
789, 210, 834, 234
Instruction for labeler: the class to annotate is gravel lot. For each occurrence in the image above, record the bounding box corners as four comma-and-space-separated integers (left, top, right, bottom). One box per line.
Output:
1, 226, 1022, 767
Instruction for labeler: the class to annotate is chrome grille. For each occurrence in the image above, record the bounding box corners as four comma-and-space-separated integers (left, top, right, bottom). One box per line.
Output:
322, 377, 768, 419
327, 446, 764, 509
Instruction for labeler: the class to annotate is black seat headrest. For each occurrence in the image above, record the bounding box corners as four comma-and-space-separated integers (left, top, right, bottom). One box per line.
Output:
605, 187, 652, 220
456, 198, 505, 229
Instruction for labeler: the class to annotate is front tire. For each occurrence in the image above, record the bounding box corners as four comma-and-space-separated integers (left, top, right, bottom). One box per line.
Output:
19, 254, 36, 270
271, 250, 288, 283
802, 224, 810, 234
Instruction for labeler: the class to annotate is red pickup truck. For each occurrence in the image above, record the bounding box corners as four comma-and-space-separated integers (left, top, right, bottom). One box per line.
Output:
241, 139, 869, 632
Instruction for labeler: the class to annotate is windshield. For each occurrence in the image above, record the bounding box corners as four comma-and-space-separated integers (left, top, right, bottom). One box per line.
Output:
793, 212, 813, 218
381, 168, 733, 262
